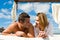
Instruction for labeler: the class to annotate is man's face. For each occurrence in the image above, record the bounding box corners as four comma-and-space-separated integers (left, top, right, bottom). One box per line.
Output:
23, 18, 30, 27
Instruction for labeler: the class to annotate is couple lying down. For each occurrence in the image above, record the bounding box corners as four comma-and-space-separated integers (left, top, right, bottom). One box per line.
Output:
2, 12, 53, 38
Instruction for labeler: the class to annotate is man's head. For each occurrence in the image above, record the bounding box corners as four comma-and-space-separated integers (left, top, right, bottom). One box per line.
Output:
18, 12, 30, 24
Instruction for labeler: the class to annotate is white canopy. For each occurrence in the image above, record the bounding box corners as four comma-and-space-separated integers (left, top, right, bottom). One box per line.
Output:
11, 1, 17, 22
52, 3, 60, 29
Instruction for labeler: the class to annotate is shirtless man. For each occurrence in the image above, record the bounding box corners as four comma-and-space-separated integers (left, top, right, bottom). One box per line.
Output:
2, 12, 34, 38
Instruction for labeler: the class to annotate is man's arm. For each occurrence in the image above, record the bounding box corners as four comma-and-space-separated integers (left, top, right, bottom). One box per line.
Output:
2, 22, 17, 36
27, 23, 35, 38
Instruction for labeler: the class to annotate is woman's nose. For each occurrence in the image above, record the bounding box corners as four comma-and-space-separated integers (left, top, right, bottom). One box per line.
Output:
35, 21, 39, 24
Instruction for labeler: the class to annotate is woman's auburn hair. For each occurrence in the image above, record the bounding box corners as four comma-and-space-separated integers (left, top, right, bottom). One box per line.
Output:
37, 12, 49, 31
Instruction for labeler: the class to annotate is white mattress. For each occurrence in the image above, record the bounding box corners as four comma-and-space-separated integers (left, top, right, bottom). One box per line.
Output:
0, 35, 60, 40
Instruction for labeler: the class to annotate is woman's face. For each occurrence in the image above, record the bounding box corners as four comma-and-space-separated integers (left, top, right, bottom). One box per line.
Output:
35, 16, 40, 27
35, 16, 44, 30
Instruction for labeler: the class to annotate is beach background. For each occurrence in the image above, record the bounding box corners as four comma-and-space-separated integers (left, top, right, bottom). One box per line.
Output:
0, 0, 60, 35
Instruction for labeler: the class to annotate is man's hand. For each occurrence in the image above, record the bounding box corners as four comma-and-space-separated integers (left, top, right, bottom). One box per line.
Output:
15, 31, 27, 37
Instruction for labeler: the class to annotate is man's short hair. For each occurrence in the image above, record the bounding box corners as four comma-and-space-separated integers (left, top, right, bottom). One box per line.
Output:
18, 12, 30, 23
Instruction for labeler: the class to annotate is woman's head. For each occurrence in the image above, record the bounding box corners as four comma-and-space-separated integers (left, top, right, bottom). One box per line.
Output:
36, 13, 49, 31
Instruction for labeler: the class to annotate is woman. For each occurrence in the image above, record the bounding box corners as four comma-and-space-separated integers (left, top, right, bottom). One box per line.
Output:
34, 13, 53, 38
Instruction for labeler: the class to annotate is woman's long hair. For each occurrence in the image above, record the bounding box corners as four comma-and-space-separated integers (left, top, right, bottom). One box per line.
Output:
37, 13, 49, 31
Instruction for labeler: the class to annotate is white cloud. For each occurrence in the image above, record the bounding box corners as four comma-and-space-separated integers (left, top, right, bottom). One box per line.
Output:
47, 12, 53, 20
53, 27, 60, 33
4, 15, 11, 19
8, 1, 13, 4
18, 2, 50, 14
1, 8, 11, 15
0, 13, 11, 19
18, 3, 33, 13
0, 8, 11, 19
4, 2, 7, 5
4, 21, 12, 25
1, 21, 12, 28
30, 15, 36, 21
0, 13, 4, 18
33, 3, 50, 13
4, 0, 13, 5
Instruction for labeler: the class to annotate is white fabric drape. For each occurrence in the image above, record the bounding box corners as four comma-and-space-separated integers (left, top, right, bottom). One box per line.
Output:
52, 4, 60, 29
11, 1, 16, 22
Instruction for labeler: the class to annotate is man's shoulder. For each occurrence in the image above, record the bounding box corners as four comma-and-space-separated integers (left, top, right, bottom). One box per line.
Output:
11, 22, 18, 26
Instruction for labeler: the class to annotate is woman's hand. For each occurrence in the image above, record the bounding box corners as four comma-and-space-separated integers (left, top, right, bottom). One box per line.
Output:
37, 31, 48, 38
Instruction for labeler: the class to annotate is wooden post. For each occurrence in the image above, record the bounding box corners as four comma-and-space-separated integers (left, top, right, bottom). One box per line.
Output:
14, 0, 60, 2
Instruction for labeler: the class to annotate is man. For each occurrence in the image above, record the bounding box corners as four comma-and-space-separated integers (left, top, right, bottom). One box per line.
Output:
2, 12, 35, 38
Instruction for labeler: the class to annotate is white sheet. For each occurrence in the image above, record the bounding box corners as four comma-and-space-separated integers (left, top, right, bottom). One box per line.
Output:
0, 35, 60, 40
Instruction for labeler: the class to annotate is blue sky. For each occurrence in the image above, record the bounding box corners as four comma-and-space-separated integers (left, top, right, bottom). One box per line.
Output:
0, 0, 60, 34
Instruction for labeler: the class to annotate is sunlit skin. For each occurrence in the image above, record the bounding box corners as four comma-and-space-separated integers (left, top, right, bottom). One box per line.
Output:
2, 18, 34, 38
35, 16, 40, 27
35, 16, 42, 29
